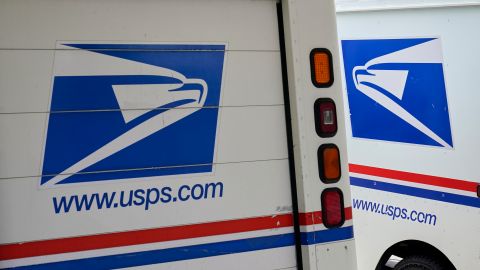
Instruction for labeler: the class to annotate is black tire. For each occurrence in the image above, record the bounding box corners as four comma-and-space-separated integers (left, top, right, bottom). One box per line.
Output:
394, 255, 445, 270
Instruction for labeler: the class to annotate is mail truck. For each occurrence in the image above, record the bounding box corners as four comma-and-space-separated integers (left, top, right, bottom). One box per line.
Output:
336, 0, 480, 269
0, 0, 356, 269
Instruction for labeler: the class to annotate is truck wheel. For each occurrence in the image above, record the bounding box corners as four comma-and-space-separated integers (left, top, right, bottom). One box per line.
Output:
394, 256, 445, 270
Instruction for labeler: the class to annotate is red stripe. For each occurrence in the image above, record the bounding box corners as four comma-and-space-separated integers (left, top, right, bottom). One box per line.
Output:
299, 211, 322, 226
0, 208, 357, 261
349, 163, 478, 193
298, 207, 352, 226
0, 214, 293, 261
345, 207, 352, 220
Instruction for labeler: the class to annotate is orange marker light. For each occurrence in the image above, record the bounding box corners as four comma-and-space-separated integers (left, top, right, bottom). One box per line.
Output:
310, 48, 334, 87
318, 144, 341, 183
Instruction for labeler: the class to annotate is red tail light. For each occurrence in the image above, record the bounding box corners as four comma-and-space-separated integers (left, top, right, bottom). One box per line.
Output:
321, 188, 345, 228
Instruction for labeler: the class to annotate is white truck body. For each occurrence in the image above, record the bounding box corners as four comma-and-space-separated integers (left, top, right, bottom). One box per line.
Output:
336, 1, 480, 269
0, 1, 357, 269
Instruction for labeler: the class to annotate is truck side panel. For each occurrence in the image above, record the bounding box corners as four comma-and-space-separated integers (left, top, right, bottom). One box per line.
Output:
337, 4, 480, 269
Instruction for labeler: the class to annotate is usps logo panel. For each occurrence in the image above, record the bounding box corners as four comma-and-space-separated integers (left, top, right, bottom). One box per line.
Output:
41, 43, 226, 187
341, 38, 453, 148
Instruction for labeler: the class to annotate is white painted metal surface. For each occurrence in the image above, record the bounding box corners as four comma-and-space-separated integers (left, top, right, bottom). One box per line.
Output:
0, 1, 296, 269
283, 0, 357, 269
336, 0, 480, 12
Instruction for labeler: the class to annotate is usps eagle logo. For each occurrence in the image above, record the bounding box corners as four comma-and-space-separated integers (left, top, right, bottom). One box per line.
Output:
341, 38, 453, 148
40, 43, 226, 186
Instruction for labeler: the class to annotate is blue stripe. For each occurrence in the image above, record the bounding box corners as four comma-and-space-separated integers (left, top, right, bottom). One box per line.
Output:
350, 177, 480, 208
300, 226, 354, 245
5, 233, 294, 270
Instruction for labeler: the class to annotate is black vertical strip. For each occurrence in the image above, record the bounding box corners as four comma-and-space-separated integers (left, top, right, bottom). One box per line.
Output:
276, 2, 304, 270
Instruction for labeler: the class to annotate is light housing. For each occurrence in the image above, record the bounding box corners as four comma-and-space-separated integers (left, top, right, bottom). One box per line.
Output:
317, 144, 341, 183
314, 98, 337, 137
321, 188, 345, 228
310, 48, 334, 88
